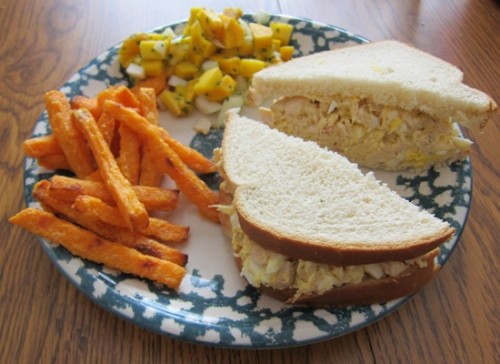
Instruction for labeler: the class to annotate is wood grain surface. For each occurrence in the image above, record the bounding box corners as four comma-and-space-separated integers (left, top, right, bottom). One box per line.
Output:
1, 1, 498, 363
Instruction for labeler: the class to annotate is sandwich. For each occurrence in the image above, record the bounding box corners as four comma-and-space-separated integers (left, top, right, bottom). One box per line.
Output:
248, 40, 497, 171
215, 111, 455, 306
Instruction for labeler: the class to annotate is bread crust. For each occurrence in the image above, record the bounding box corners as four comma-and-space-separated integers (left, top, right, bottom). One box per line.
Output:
236, 204, 454, 266
235, 249, 439, 306
219, 175, 454, 266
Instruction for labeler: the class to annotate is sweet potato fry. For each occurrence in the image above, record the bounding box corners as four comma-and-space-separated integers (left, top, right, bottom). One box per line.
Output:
9, 208, 185, 289
136, 87, 159, 125
72, 108, 149, 230
45, 90, 94, 178
144, 218, 190, 244
96, 113, 116, 147
84, 170, 103, 182
72, 195, 189, 243
117, 123, 141, 185
71, 95, 100, 119
97, 85, 141, 112
23, 135, 62, 157
49, 175, 179, 211
137, 87, 164, 186
37, 153, 71, 171
139, 142, 163, 187
33, 181, 187, 266
103, 100, 219, 223
131, 72, 167, 96
158, 128, 217, 174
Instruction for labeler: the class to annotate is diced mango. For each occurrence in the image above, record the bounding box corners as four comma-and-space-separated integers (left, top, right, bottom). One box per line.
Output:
254, 46, 275, 61
220, 15, 246, 48
142, 60, 164, 77
272, 39, 282, 51
119, 33, 149, 67
183, 7, 204, 35
188, 52, 205, 67
270, 23, 294, 46
237, 42, 254, 57
140, 40, 169, 60
159, 90, 181, 116
183, 81, 197, 103
279, 46, 294, 61
197, 9, 225, 40
249, 23, 273, 49
159, 89, 192, 117
223, 7, 243, 19
206, 75, 237, 102
168, 41, 190, 65
174, 61, 199, 79
239, 59, 266, 78
212, 55, 241, 76
190, 22, 217, 58
193, 67, 223, 94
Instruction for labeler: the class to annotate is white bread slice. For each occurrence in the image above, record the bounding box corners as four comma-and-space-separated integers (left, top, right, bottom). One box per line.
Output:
249, 40, 497, 129
219, 111, 454, 266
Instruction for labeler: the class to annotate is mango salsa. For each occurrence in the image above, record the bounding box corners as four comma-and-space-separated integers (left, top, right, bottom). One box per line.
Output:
119, 7, 296, 119
249, 23, 273, 49
240, 59, 266, 78
206, 75, 238, 102
193, 67, 223, 95
270, 23, 294, 46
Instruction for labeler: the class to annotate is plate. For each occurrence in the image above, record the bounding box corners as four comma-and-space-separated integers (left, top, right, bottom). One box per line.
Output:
24, 14, 471, 348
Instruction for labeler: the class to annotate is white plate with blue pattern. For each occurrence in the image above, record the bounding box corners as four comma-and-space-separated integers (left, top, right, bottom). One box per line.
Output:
24, 14, 471, 348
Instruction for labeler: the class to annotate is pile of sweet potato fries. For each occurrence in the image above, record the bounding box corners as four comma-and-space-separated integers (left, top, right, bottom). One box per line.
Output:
10, 85, 219, 290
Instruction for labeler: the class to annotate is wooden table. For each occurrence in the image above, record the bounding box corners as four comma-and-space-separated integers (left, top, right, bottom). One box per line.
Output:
1, 1, 498, 363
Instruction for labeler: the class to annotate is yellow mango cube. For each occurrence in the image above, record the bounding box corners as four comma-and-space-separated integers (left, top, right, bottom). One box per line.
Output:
193, 67, 223, 94
213, 55, 241, 76
239, 59, 266, 78
190, 22, 217, 58
254, 46, 275, 61
197, 9, 224, 40
174, 61, 199, 79
279, 46, 295, 61
142, 60, 164, 77
220, 15, 246, 48
270, 22, 294, 46
140, 40, 169, 60
249, 23, 273, 49
188, 52, 205, 67
159, 89, 192, 117
223, 7, 243, 19
119, 33, 149, 67
237, 43, 254, 57
206, 75, 237, 102
187, 7, 204, 27
272, 38, 282, 51
168, 41, 190, 65
159, 90, 182, 116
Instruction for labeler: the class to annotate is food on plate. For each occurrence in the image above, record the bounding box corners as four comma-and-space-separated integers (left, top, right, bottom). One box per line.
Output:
12, 84, 220, 289
9, 208, 186, 289
48, 175, 180, 212
249, 40, 498, 171
73, 108, 150, 231
118, 7, 296, 121
215, 111, 455, 306
102, 100, 219, 222
45, 90, 95, 178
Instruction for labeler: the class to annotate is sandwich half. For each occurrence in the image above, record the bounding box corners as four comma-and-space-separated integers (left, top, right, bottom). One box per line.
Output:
248, 40, 497, 171
215, 111, 455, 306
